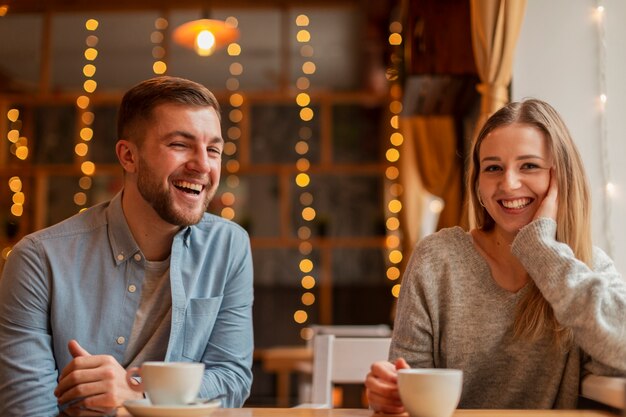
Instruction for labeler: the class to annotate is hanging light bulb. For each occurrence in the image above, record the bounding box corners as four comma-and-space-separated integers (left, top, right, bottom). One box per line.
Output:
173, 18, 239, 57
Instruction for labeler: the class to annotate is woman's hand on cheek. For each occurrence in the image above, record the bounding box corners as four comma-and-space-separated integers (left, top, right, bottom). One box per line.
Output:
534, 167, 558, 222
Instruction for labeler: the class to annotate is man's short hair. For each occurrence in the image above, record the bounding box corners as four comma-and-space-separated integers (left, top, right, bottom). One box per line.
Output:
117, 76, 221, 143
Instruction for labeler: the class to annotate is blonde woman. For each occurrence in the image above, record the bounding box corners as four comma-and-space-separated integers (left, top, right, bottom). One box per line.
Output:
365, 99, 626, 412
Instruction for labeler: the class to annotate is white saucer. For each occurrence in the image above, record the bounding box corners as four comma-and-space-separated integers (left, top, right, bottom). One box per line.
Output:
123, 398, 221, 417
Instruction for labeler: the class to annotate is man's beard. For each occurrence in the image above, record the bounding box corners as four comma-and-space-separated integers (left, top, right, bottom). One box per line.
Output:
136, 156, 212, 226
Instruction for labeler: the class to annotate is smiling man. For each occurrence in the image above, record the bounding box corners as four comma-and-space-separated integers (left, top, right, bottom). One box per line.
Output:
0, 76, 254, 416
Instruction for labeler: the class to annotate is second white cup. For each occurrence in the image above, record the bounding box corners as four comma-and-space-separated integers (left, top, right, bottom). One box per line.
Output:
397, 368, 463, 417
126, 361, 205, 406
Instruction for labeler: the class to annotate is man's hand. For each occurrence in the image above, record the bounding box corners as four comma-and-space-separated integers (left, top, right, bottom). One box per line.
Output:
54, 340, 143, 410
365, 358, 410, 414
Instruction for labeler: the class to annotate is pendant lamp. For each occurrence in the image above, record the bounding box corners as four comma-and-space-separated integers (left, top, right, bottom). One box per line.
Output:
173, 15, 239, 56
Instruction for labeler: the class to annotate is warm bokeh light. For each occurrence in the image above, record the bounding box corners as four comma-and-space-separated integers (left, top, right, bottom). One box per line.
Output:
389, 21, 402, 33
295, 173, 310, 187
391, 284, 401, 298
389, 183, 403, 197
155, 17, 168, 30
389, 100, 403, 114
296, 14, 310, 27
296, 158, 310, 172
221, 207, 235, 220
73, 192, 87, 206
82, 111, 95, 125
302, 61, 316, 74
300, 45, 314, 57
79, 176, 92, 190
296, 93, 311, 107
227, 126, 241, 140
388, 199, 402, 213
195, 30, 216, 56
389, 33, 402, 45
228, 43, 241, 56
229, 62, 243, 75
223, 142, 237, 156
11, 204, 23, 217
76, 96, 90, 109
297, 226, 311, 240
386, 166, 400, 180
7, 108, 19, 122
12, 192, 25, 205
386, 148, 400, 162
386, 235, 400, 249
84, 48, 98, 61
301, 292, 315, 306
225, 16, 239, 28
86, 35, 98, 48
83, 79, 97, 93
294, 310, 308, 324
152, 46, 165, 59
153, 61, 167, 74
83, 64, 96, 77
221, 192, 236, 206
299, 192, 313, 206
297, 30, 311, 43
386, 217, 400, 231
7, 129, 19, 143
225, 160, 240, 173
388, 249, 403, 264
299, 259, 313, 273
8, 177, 22, 192
390, 115, 399, 129
15, 146, 28, 160
296, 77, 310, 90
0, 5, 8, 16
81, 161, 96, 176
80, 127, 93, 141
229, 109, 243, 123
300, 327, 314, 340
75, 143, 89, 156
150, 31, 164, 44
226, 175, 240, 188
386, 267, 401, 280
302, 207, 316, 221
226, 78, 240, 91
299, 107, 314, 121
390, 132, 404, 146
85, 19, 99, 31
301, 275, 316, 289
299, 241, 312, 255
229, 93, 244, 107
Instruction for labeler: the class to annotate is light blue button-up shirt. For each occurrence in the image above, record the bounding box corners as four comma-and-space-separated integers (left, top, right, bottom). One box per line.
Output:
0, 192, 254, 416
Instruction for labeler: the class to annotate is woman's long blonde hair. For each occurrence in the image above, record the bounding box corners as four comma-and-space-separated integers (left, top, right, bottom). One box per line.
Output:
468, 99, 592, 346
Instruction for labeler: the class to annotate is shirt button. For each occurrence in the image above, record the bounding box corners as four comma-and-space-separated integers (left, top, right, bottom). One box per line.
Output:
117, 336, 125, 345
117, 254, 124, 261
128, 285, 137, 293
134, 254, 142, 262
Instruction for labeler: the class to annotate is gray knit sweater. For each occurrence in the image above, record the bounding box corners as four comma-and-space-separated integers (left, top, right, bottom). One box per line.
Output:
390, 218, 626, 409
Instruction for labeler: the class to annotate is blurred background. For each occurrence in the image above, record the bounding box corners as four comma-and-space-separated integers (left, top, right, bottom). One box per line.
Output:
1, 0, 625, 408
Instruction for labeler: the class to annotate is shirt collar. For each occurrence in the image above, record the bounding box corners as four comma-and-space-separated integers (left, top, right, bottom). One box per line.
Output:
106, 191, 142, 265
106, 191, 194, 264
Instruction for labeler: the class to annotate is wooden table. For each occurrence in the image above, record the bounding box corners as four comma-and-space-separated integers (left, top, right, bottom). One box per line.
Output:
114, 408, 620, 417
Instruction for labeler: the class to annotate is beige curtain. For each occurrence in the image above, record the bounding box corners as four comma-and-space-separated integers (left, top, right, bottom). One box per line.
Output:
399, 116, 465, 251
470, 0, 527, 132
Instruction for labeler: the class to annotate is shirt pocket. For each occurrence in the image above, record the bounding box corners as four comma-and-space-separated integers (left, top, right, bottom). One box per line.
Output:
182, 296, 223, 361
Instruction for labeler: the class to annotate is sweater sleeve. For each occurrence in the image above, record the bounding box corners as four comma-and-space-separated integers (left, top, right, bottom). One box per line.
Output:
511, 218, 626, 374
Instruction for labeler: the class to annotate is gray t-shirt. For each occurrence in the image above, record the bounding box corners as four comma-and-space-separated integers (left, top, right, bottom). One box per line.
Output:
390, 218, 626, 409
124, 257, 172, 367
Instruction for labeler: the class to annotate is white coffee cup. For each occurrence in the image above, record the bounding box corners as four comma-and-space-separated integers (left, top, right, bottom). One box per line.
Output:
397, 368, 463, 417
126, 361, 205, 405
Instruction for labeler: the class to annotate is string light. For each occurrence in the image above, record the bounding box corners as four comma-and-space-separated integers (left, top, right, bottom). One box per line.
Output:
75, 18, 99, 211
220, 16, 242, 222
152, 16, 168, 75
3, 107, 26, 259
294, 13, 317, 340
594, 0, 614, 256
385, 19, 404, 299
